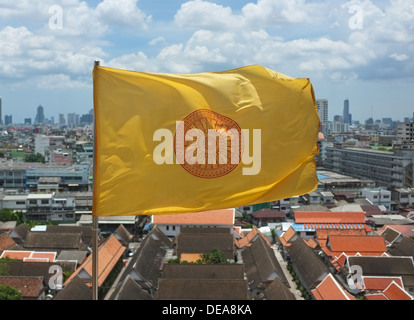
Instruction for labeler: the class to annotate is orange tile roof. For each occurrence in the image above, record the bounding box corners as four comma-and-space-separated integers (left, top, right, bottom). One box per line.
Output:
311, 273, 356, 300
383, 281, 413, 300
328, 235, 386, 255
279, 227, 296, 247
180, 253, 202, 262
0, 233, 16, 253
0, 250, 56, 262
316, 229, 366, 248
64, 235, 125, 287
295, 211, 366, 224
362, 276, 404, 291
152, 209, 234, 226
365, 293, 388, 300
235, 226, 271, 248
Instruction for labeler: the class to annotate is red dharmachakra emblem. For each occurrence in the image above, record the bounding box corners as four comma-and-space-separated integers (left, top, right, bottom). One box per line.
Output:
175, 109, 243, 179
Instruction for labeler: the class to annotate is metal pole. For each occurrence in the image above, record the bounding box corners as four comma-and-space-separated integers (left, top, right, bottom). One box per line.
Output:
92, 215, 99, 300
92, 60, 100, 300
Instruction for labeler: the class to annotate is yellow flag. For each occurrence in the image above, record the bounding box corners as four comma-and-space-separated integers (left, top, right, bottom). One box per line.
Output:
92, 65, 319, 216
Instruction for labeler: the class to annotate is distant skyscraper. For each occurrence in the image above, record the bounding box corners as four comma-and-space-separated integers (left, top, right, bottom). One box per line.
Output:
0, 97, 2, 125
4, 115, 12, 125
343, 99, 350, 124
35, 105, 45, 124
59, 113, 66, 126
316, 99, 328, 135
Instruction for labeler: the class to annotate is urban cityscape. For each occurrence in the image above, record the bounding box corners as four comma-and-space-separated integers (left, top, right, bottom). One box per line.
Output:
0, 93, 413, 302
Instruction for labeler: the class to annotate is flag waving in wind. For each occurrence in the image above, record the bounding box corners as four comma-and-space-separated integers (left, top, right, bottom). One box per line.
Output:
92, 65, 320, 216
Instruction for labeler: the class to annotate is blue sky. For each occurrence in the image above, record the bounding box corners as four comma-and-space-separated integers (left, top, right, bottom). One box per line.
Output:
0, 0, 413, 124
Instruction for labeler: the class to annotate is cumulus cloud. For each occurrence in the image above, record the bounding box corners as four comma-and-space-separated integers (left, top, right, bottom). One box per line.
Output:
1, 0, 414, 90
96, 0, 152, 29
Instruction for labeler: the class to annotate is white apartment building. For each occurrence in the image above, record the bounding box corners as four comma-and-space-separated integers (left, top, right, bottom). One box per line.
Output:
361, 188, 391, 210
397, 122, 414, 142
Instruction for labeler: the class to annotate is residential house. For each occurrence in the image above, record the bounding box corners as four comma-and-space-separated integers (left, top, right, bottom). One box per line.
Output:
305, 191, 321, 205
250, 209, 286, 227
151, 208, 235, 237
320, 192, 335, 205
391, 187, 414, 208
361, 188, 391, 210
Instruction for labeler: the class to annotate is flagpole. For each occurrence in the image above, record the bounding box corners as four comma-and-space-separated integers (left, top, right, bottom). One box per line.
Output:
92, 60, 100, 300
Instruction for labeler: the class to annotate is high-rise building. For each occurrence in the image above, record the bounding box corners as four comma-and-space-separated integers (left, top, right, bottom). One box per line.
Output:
59, 114, 66, 126
4, 115, 12, 125
343, 99, 350, 124
316, 99, 328, 135
35, 105, 45, 124
0, 97, 2, 125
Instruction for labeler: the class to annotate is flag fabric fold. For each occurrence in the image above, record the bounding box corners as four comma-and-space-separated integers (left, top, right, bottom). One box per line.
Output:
92, 65, 320, 216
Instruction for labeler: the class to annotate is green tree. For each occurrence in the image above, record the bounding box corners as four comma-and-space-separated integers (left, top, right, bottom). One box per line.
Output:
0, 285, 22, 300
24, 152, 45, 163
198, 248, 228, 264
0, 208, 22, 224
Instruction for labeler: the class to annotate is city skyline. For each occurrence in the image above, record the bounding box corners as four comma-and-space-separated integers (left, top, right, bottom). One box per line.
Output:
1, 0, 413, 123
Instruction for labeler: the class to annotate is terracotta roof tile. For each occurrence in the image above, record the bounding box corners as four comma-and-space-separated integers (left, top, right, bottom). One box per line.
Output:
365, 293, 388, 300
64, 235, 125, 287
311, 274, 356, 300
235, 226, 271, 248
0, 233, 16, 253
1, 250, 56, 262
152, 209, 234, 225
294, 211, 366, 224
362, 276, 404, 290
383, 281, 413, 300
0, 276, 44, 299
327, 235, 387, 256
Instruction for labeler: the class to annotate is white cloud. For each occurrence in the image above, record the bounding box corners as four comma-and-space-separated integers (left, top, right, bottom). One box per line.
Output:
390, 53, 410, 62
174, 0, 242, 30
1, 0, 414, 90
96, 0, 151, 29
